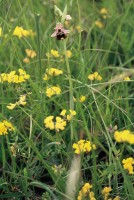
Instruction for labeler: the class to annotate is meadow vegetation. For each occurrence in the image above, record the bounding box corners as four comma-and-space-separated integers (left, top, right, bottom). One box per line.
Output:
0, 0, 134, 199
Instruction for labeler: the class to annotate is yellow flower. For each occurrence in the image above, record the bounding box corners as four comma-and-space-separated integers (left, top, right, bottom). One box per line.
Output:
66, 50, 72, 58
0, 120, 14, 135
88, 72, 102, 81
7, 94, 27, 110
43, 68, 63, 81
122, 157, 134, 174
0, 73, 7, 82
46, 86, 61, 98
0, 122, 8, 135
114, 130, 134, 144
82, 183, 92, 193
60, 109, 67, 116
94, 72, 102, 80
77, 183, 94, 200
100, 8, 108, 15
50, 49, 60, 57
44, 116, 66, 131
67, 109, 76, 121
0, 27, 2, 36
102, 186, 112, 200
17, 95, 27, 106
55, 117, 67, 131
13, 26, 35, 38
95, 20, 104, 28
124, 76, 130, 81
88, 74, 94, 81
79, 95, 86, 102
100, 8, 108, 19
7, 103, 16, 110
44, 116, 55, 130
0, 69, 30, 83
89, 191, 96, 200
25, 49, 37, 58
73, 140, 96, 154
23, 57, 30, 63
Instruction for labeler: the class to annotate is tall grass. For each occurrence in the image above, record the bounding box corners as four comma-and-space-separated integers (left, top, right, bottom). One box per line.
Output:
0, 0, 134, 199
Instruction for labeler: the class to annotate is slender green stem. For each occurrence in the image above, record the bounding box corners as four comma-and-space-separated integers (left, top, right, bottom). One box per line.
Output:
35, 14, 42, 90
63, 40, 74, 140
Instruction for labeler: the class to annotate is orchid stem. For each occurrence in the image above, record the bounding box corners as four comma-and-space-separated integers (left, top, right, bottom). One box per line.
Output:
63, 39, 74, 140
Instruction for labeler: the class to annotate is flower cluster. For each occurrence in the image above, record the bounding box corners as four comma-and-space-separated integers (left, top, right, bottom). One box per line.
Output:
95, 8, 109, 28
44, 116, 66, 132
74, 95, 86, 103
13, 26, 35, 38
122, 157, 134, 174
72, 140, 96, 154
102, 187, 112, 200
114, 130, 134, 144
44, 109, 76, 132
95, 20, 104, 29
7, 94, 27, 110
100, 8, 108, 19
23, 49, 37, 63
0, 69, 30, 83
102, 186, 120, 200
46, 49, 72, 60
88, 72, 102, 81
124, 76, 130, 81
60, 109, 76, 121
46, 86, 61, 98
43, 68, 63, 81
77, 183, 96, 200
0, 120, 14, 135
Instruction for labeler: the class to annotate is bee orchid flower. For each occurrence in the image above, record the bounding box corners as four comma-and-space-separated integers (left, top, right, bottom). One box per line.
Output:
51, 23, 70, 40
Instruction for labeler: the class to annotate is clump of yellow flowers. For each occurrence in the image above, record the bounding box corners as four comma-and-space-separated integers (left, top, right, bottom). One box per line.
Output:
0, 120, 14, 135
46, 49, 72, 59
23, 49, 37, 63
95, 20, 104, 29
0, 69, 30, 83
114, 130, 134, 144
74, 95, 86, 103
44, 116, 66, 132
123, 76, 130, 81
13, 26, 35, 38
77, 183, 96, 200
46, 86, 61, 98
7, 94, 27, 110
100, 8, 108, 19
44, 109, 76, 132
73, 140, 96, 154
102, 186, 120, 200
122, 157, 134, 175
60, 109, 76, 121
43, 68, 63, 81
88, 72, 102, 81
102, 186, 112, 200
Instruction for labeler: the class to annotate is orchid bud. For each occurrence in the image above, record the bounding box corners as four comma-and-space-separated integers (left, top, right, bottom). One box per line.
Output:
65, 15, 72, 21
54, 5, 63, 19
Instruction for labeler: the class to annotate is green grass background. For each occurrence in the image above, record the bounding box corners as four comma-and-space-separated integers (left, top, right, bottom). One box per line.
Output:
0, 0, 134, 199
